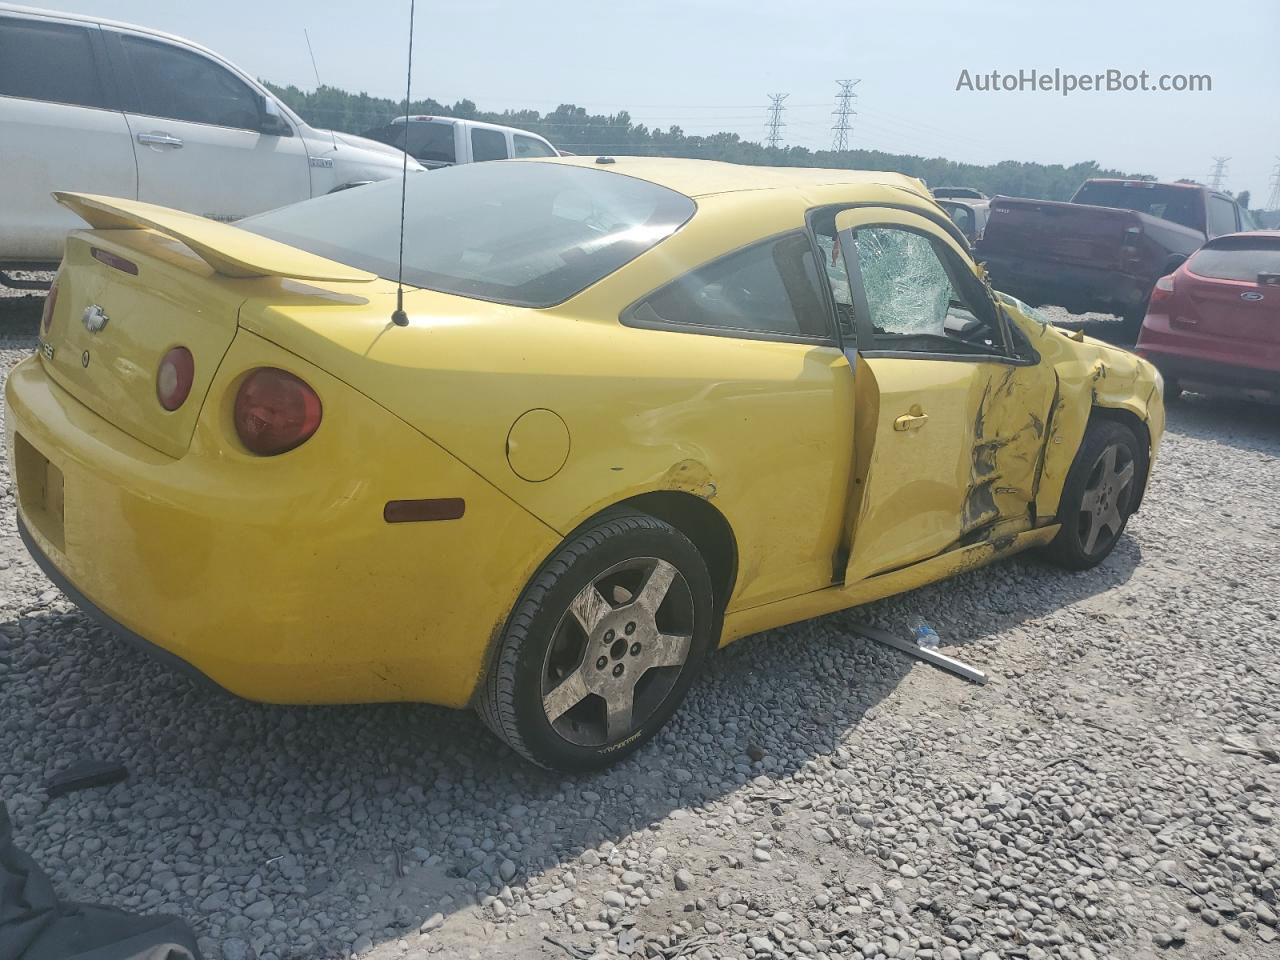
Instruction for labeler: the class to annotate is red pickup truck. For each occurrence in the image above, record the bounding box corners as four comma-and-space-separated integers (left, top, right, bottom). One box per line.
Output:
976, 179, 1255, 329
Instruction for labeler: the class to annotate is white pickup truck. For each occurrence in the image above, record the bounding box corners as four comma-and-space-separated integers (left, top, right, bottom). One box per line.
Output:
361, 116, 560, 169
0, 4, 421, 270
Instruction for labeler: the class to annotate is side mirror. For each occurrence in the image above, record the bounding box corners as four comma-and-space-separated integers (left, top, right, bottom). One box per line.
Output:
259, 97, 293, 137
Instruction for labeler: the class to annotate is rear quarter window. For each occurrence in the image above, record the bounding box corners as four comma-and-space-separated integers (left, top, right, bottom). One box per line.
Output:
0, 17, 106, 108
1187, 238, 1280, 282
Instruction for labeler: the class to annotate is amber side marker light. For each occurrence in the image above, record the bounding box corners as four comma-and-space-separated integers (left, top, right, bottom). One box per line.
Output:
383, 498, 466, 523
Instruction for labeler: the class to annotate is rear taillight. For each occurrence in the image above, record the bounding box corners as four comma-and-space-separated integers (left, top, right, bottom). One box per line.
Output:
1149, 273, 1175, 307
39, 278, 59, 337
233, 368, 322, 456
157, 347, 195, 410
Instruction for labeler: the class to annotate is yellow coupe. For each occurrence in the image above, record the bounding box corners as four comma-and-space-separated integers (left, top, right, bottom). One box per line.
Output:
6, 158, 1164, 770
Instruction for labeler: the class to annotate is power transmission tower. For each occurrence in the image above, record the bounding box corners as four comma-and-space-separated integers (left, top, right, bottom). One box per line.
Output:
764, 94, 789, 150
1267, 157, 1280, 211
1208, 156, 1230, 191
831, 79, 861, 152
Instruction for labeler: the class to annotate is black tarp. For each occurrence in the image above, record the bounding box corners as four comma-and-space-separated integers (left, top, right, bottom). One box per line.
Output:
0, 802, 203, 960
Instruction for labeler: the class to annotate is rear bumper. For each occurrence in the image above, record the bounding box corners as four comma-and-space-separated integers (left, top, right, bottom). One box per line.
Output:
982, 253, 1150, 312
1137, 314, 1280, 393
19, 514, 230, 694
6, 341, 558, 707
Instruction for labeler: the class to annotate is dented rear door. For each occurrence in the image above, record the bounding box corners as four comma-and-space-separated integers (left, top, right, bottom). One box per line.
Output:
831, 207, 1056, 584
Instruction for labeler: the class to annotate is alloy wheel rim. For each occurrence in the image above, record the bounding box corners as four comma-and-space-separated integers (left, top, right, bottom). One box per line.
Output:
1078, 442, 1136, 556
541, 557, 694, 747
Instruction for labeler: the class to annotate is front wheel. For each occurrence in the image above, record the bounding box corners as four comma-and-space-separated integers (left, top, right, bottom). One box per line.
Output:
1042, 421, 1142, 570
475, 511, 716, 771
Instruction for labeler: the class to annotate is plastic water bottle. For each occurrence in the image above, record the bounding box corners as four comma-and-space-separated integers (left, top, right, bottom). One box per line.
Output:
908, 616, 940, 651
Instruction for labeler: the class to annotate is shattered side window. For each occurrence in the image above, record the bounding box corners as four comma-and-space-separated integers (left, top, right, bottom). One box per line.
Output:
854, 228, 951, 337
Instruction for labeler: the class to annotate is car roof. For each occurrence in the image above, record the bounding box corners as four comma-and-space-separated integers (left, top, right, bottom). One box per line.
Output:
392, 115, 552, 139
1203, 230, 1280, 243
1085, 178, 1200, 190
540, 155, 930, 200
2, 3, 220, 56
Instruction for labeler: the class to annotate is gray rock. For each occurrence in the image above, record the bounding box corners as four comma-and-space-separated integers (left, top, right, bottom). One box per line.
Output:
420, 912, 444, 932
243, 899, 273, 921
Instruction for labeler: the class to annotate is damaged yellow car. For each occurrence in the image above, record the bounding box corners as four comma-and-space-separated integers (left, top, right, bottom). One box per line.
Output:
6, 158, 1163, 770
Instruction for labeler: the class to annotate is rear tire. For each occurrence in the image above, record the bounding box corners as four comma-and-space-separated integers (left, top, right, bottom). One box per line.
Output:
1042, 421, 1142, 570
475, 511, 716, 771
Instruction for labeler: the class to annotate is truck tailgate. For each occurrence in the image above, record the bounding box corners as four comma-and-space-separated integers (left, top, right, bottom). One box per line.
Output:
980, 197, 1139, 269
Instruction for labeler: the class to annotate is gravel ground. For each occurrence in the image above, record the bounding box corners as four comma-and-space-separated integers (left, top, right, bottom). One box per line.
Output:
1, 303, 1277, 960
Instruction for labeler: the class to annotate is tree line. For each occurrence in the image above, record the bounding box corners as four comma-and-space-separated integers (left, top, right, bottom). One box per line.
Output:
265, 81, 1152, 202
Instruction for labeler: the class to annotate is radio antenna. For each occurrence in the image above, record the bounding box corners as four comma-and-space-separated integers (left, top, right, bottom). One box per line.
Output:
303, 29, 337, 154
390, 0, 415, 327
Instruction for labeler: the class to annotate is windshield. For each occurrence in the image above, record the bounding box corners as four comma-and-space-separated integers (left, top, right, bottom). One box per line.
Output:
1072, 182, 1202, 230
241, 162, 696, 307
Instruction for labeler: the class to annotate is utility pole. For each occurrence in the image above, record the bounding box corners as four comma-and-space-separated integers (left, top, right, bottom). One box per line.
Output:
1208, 156, 1230, 191
765, 94, 789, 150
831, 79, 861, 152
1267, 157, 1280, 211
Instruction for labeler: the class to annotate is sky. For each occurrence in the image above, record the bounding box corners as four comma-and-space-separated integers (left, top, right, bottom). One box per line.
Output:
35, 0, 1280, 202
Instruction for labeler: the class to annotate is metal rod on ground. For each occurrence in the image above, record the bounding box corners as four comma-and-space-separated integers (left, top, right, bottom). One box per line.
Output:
848, 622, 987, 685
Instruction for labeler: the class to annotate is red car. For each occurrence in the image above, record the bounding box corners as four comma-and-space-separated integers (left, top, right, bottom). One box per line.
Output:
1136, 231, 1280, 399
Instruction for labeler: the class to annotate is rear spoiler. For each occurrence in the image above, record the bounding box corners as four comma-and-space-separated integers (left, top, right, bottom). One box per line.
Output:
53, 192, 377, 283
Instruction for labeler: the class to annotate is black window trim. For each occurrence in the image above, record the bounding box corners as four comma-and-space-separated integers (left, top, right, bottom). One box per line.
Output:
0, 14, 121, 113
106, 28, 283, 136
619, 229, 841, 347
816, 207, 1037, 367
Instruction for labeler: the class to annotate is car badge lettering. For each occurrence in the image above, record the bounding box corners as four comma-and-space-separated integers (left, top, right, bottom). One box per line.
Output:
39, 340, 54, 360
1240, 291, 1264, 302
309, 156, 335, 169
82, 304, 109, 333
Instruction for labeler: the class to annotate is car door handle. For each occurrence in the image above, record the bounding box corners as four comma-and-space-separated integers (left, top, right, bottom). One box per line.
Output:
136, 132, 184, 148
894, 412, 929, 431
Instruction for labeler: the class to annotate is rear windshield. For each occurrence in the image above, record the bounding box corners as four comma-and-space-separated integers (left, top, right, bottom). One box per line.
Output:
241, 162, 695, 307
1073, 182, 1203, 231
1187, 237, 1280, 282
364, 120, 457, 165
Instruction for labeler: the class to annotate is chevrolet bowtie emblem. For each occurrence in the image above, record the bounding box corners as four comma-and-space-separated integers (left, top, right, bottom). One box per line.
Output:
82, 304, 109, 333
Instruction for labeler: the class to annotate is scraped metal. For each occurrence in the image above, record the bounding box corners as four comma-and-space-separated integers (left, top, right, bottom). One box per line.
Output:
848, 622, 987, 684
